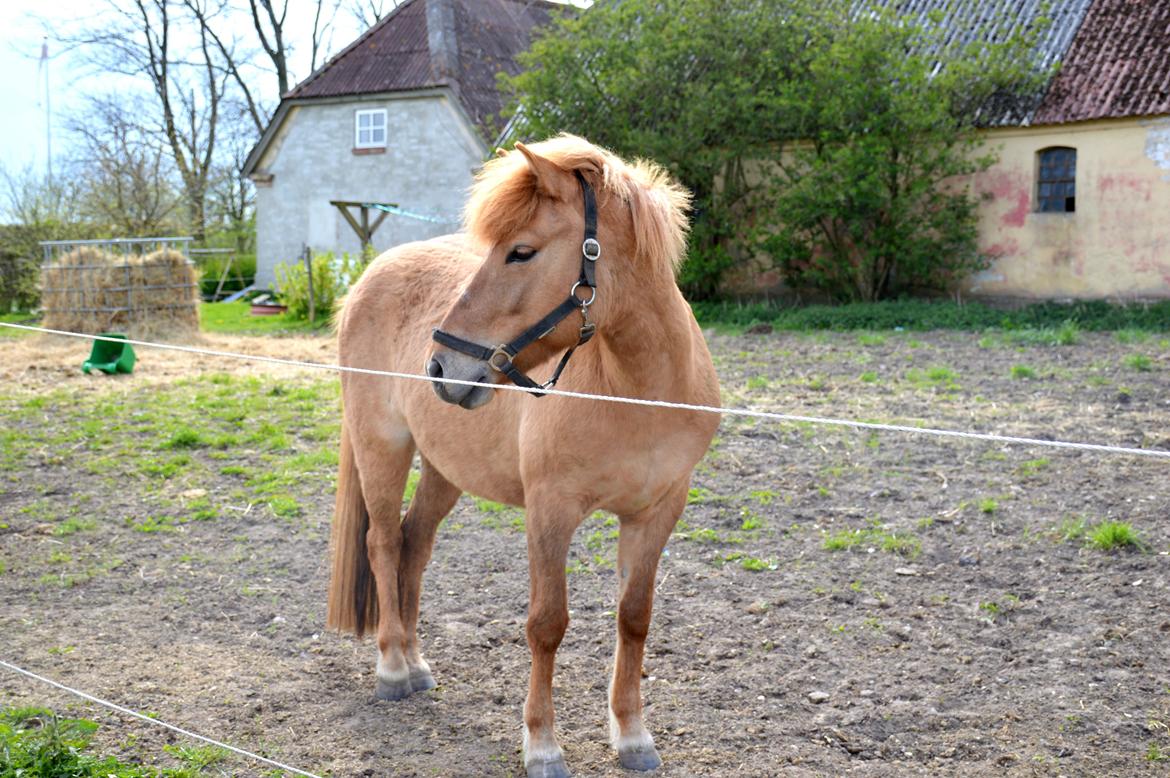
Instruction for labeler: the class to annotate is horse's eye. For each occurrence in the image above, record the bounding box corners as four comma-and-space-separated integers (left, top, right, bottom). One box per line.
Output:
505, 246, 537, 264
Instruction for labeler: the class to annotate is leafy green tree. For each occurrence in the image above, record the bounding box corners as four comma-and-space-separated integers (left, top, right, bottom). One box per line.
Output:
503, 0, 825, 299
757, 8, 1044, 301
504, 1, 1044, 301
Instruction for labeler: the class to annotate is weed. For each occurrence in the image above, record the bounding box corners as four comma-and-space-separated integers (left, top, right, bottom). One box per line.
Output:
857, 332, 887, 346
1016, 458, 1050, 477
748, 489, 778, 506
746, 375, 770, 390
905, 365, 960, 392
979, 498, 998, 514
740, 556, 778, 572
881, 534, 922, 557
1087, 521, 1141, 551
740, 509, 763, 531
268, 496, 301, 519
979, 601, 1001, 622
54, 517, 97, 536
1116, 330, 1149, 345
163, 427, 206, 449
823, 523, 921, 558
1010, 364, 1037, 380
1124, 354, 1153, 372
859, 371, 879, 383
683, 527, 721, 543
687, 486, 719, 505
1149, 743, 1169, 762
1054, 516, 1088, 543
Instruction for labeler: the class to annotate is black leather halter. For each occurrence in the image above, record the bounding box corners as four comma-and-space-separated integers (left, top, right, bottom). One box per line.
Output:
432, 171, 600, 396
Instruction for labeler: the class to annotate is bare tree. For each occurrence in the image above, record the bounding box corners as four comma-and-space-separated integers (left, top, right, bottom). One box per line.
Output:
65, 0, 228, 239
183, 0, 343, 136
0, 164, 80, 229
349, 0, 401, 29
68, 95, 181, 236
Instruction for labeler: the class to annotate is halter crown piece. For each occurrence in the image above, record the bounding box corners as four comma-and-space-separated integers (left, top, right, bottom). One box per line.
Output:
432, 171, 600, 397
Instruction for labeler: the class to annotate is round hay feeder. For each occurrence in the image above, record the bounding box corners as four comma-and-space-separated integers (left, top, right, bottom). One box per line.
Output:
39, 238, 200, 337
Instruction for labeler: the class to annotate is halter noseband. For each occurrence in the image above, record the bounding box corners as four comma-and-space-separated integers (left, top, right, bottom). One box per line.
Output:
431, 171, 600, 397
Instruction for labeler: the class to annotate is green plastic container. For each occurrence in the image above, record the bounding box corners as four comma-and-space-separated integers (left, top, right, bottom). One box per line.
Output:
82, 333, 136, 375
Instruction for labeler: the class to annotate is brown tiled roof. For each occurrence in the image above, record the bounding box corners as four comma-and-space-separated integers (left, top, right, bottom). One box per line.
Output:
284, 0, 556, 141
1034, 0, 1170, 124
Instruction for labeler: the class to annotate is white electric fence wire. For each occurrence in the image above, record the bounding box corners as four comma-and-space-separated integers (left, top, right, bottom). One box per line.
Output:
2, 322, 1168, 461
0, 659, 324, 778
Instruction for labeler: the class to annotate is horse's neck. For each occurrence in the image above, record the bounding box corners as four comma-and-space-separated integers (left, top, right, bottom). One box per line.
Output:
587, 283, 700, 397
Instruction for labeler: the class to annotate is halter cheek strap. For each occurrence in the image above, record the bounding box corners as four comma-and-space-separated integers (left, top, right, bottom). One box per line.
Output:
431, 171, 600, 396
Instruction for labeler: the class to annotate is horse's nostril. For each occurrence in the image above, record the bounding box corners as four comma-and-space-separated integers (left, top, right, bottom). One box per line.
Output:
427, 358, 443, 379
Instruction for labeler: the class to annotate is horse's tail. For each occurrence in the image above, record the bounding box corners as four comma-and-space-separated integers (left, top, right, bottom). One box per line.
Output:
326, 425, 378, 637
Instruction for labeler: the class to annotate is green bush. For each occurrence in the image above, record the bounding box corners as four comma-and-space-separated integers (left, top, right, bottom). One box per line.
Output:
196, 253, 257, 298
275, 250, 368, 322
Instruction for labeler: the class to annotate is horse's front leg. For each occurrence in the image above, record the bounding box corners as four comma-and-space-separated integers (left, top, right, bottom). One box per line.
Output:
396, 456, 461, 693
357, 438, 419, 702
609, 482, 688, 771
522, 495, 585, 778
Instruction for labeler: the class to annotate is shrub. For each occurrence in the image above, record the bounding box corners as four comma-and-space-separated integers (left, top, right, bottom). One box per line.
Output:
275, 251, 367, 322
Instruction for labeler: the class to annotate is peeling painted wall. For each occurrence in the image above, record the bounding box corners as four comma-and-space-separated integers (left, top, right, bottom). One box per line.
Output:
967, 117, 1170, 300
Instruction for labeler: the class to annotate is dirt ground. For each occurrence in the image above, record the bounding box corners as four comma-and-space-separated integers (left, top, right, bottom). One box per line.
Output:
2, 327, 1169, 777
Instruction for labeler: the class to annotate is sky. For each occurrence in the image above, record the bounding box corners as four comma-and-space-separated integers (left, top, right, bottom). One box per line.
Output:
0, 0, 370, 181
0, 0, 588, 185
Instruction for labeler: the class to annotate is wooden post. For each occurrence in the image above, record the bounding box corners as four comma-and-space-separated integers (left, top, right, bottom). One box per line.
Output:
303, 245, 316, 325
213, 253, 234, 301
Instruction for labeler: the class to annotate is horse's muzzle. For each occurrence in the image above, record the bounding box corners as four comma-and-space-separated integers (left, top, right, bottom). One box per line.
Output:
427, 353, 495, 409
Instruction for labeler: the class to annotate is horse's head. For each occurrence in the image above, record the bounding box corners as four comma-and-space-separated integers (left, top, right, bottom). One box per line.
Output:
428, 135, 690, 409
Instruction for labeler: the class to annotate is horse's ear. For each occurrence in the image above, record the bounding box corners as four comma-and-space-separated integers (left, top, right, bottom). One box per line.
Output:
495, 147, 509, 158
515, 142, 573, 199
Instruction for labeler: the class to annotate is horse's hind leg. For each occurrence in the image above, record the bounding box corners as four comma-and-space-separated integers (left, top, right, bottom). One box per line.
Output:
609, 482, 689, 772
395, 455, 461, 694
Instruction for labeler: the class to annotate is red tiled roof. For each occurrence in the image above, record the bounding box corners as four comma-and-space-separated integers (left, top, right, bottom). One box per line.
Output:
1034, 0, 1170, 124
285, 0, 556, 141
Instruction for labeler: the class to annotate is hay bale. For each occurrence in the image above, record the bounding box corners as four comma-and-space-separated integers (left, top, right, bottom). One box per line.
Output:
41, 247, 199, 337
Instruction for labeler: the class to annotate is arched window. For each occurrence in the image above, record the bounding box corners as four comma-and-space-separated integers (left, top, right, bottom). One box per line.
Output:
1037, 147, 1076, 213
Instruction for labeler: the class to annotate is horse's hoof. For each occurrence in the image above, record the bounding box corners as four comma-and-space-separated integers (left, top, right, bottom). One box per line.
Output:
526, 756, 571, 778
409, 669, 437, 693
375, 676, 414, 701
618, 745, 662, 772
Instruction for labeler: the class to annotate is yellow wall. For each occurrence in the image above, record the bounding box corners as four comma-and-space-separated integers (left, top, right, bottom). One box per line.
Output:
968, 116, 1170, 300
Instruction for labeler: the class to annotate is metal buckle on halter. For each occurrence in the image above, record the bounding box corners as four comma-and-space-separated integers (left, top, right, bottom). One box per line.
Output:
571, 281, 596, 308
488, 346, 513, 372
582, 238, 601, 261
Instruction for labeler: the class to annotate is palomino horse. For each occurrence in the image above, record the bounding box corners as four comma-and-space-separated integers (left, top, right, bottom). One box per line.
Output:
327, 134, 720, 777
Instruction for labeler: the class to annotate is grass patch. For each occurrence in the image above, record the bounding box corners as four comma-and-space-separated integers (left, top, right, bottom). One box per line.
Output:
691, 299, 1170, 334
199, 301, 328, 335
1124, 354, 1153, 372
822, 521, 921, 558
1087, 521, 1142, 551
1010, 364, 1037, 380
0, 706, 225, 776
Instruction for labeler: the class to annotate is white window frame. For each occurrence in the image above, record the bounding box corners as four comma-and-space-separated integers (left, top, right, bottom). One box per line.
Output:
354, 109, 387, 149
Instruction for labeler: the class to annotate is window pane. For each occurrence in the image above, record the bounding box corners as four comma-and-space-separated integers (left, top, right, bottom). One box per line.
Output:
372, 128, 385, 145
359, 113, 371, 128
372, 112, 386, 129
359, 129, 370, 145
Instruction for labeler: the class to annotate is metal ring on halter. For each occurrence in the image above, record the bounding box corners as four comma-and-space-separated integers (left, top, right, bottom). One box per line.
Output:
571, 281, 596, 307
582, 238, 601, 261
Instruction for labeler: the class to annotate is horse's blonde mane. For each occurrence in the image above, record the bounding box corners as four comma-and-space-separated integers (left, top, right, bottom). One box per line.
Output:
464, 134, 691, 274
